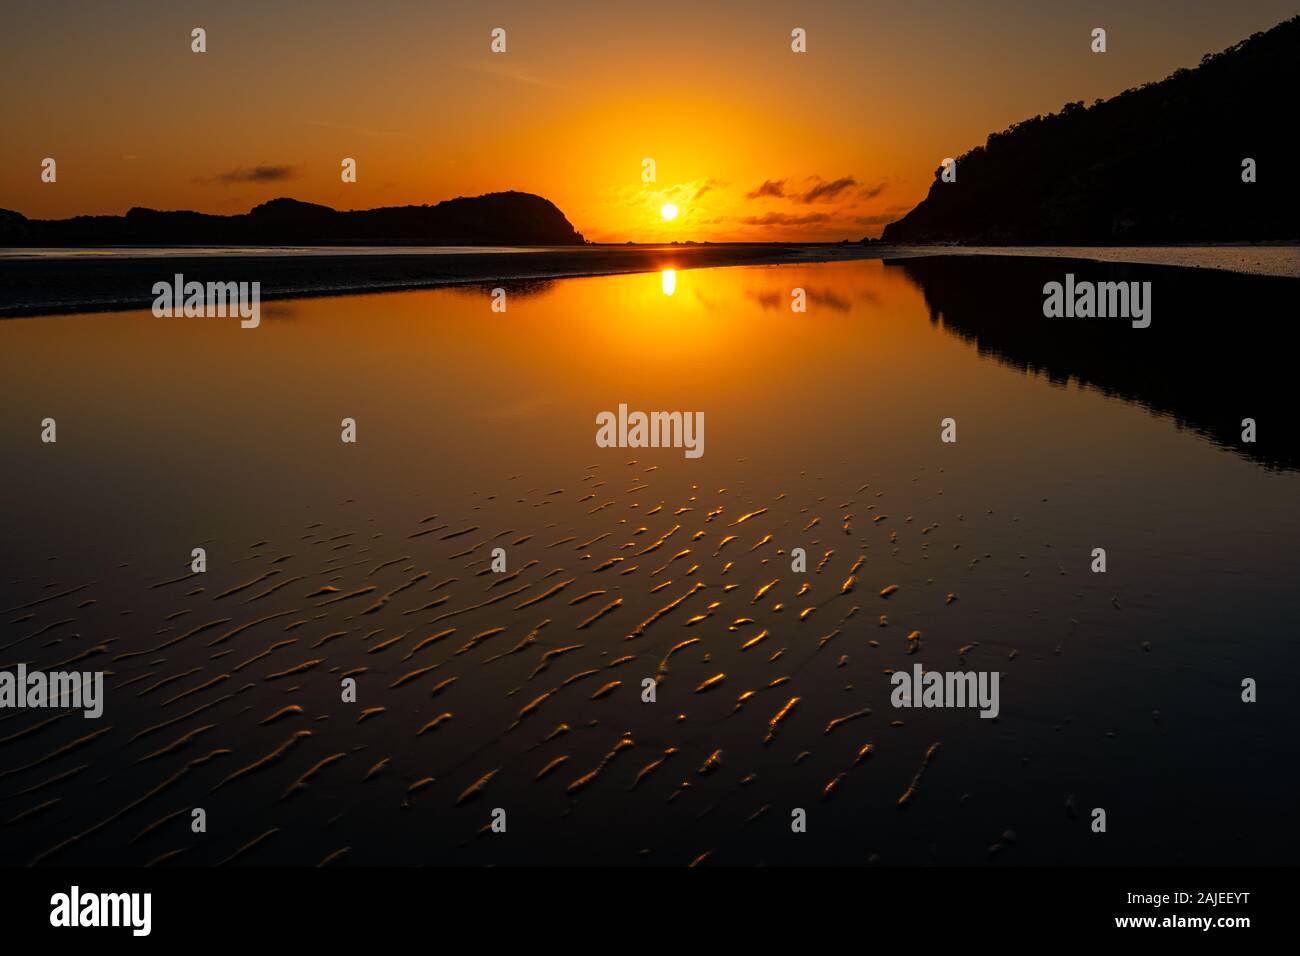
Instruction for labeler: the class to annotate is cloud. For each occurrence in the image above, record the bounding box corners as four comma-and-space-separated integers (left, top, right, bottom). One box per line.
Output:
692, 178, 725, 200
202, 165, 298, 185
746, 179, 787, 199
606, 178, 723, 216
801, 176, 857, 203
740, 212, 830, 226
853, 207, 911, 225
461, 61, 567, 90
748, 175, 866, 204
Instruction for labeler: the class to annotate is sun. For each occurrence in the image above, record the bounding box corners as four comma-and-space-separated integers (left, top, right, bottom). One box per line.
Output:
660, 203, 679, 222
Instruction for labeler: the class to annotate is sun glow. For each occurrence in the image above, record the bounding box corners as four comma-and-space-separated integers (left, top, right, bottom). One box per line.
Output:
661, 269, 677, 296
660, 203, 679, 222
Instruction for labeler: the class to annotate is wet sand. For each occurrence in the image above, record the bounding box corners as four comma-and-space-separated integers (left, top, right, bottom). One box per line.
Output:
2, 242, 1296, 318
2, 258, 1297, 866
0, 244, 835, 318
910, 244, 1300, 279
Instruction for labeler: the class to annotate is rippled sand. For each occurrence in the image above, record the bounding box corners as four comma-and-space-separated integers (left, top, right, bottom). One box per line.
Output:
3, 462, 989, 864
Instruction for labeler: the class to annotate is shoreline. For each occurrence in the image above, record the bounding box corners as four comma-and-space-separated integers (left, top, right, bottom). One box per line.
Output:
0, 244, 815, 318
1, 242, 1296, 318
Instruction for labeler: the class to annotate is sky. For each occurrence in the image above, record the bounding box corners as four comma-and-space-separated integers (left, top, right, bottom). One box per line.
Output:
1, 0, 1295, 241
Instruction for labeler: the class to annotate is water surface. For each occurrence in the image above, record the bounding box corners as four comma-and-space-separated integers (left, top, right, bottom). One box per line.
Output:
1, 257, 1296, 865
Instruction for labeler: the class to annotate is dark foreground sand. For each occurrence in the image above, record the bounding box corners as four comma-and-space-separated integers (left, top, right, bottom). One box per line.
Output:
3, 258, 1298, 865
2, 243, 1296, 317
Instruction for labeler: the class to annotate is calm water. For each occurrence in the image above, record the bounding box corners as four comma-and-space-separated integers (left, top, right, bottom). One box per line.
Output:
4, 244, 1297, 278
1, 257, 1297, 865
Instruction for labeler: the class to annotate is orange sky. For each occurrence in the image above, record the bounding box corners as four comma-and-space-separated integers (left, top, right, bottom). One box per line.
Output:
1, 0, 1293, 241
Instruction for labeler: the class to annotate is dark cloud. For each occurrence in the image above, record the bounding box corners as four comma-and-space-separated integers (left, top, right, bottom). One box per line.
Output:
741, 212, 830, 226
209, 165, 298, 184
748, 175, 867, 205
801, 176, 857, 203
746, 179, 787, 199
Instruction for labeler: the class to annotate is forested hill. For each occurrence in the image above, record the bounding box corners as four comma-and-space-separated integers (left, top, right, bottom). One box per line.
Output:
881, 16, 1299, 244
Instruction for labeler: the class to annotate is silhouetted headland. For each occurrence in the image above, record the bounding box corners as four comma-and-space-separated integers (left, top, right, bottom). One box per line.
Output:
881, 16, 1299, 244
0, 191, 586, 247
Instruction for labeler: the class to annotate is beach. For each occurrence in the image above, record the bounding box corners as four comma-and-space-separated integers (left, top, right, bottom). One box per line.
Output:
2, 243, 1297, 318
2, 256, 1297, 865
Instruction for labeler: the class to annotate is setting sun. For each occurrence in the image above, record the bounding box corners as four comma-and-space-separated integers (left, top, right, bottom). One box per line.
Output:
660, 203, 679, 222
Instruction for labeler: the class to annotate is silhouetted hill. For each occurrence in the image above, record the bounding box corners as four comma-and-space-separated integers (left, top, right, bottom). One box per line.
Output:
0, 191, 586, 246
882, 16, 1299, 244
